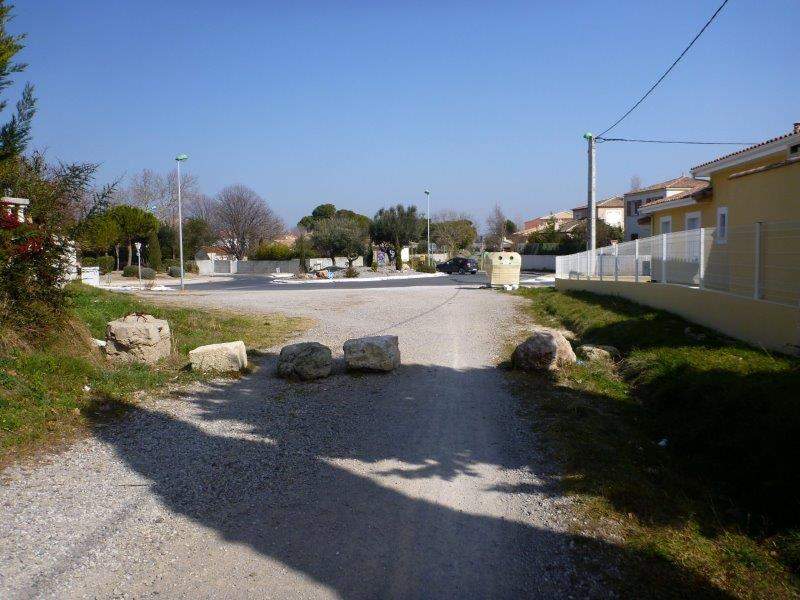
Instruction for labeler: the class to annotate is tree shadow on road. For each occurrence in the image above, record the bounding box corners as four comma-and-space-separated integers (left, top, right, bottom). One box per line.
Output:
90, 357, 733, 599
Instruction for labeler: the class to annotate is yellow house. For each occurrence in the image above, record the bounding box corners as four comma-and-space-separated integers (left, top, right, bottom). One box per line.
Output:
639, 122, 800, 235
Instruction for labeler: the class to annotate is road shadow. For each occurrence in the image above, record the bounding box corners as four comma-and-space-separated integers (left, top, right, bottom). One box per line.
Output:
90, 357, 733, 599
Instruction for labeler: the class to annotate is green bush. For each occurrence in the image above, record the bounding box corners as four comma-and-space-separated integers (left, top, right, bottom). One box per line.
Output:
344, 265, 359, 278
168, 266, 182, 278
185, 260, 198, 274
251, 242, 296, 261
122, 265, 156, 280
80, 256, 98, 268
411, 257, 437, 273
97, 255, 114, 274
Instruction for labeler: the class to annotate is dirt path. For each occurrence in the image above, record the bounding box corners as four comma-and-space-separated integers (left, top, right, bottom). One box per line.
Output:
1, 282, 605, 598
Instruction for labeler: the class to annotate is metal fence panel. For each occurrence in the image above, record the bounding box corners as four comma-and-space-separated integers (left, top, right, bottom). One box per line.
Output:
555, 220, 800, 307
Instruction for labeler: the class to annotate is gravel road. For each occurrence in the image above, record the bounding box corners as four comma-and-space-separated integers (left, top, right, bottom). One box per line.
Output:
1, 280, 605, 599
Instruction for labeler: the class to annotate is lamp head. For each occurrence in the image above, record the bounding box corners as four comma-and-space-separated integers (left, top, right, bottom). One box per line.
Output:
175, 154, 189, 162
424, 189, 430, 195
583, 132, 594, 140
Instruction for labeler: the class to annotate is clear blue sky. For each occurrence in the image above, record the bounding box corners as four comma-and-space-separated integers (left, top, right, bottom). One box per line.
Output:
11, 0, 798, 228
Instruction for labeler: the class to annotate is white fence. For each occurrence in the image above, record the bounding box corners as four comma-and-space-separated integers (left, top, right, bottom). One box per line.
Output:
556, 220, 800, 307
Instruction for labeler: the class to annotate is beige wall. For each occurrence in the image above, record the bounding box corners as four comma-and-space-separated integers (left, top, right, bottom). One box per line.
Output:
651, 151, 800, 235
556, 278, 800, 355
711, 154, 800, 227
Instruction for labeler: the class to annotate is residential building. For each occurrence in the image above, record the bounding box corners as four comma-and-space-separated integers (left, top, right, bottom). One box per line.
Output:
638, 122, 800, 236
195, 246, 235, 262
522, 210, 573, 232
623, 176, 707, 240
571, 195, 625, 229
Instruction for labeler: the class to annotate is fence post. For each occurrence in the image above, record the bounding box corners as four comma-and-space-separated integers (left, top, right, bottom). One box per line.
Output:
754, 221, 763, 299
614, 244, 619, 281
699, 228, 705, 289
661, 233, 668, 283
599, 249, 604, 281
634, 238, 640, 283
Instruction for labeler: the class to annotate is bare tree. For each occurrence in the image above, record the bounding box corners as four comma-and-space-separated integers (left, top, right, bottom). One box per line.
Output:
213, 184, 284, 259
485, 204, 508, 251
185, 192, 216, 222
630, 174, 642, 191
122, 168, 201, 227
164, 169, 200, 226
125, 168, 168, 212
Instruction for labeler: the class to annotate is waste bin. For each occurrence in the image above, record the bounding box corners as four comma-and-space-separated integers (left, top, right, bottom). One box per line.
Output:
484, 252, 521, 287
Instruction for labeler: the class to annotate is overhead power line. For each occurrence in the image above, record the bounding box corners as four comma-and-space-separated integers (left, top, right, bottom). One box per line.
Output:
597, 0, 731, 138
597, 137, 755, 145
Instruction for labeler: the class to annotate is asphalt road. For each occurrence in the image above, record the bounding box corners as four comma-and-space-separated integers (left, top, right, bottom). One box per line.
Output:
1, 278, 602, 599
179, 271, 553, 293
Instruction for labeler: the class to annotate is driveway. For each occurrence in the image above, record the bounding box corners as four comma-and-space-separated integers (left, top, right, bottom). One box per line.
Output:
1, 281, 603, 599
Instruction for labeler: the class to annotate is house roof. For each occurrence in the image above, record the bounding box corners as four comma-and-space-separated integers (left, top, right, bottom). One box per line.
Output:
692, 123, 800, 171
624, 176, 707, 196
571, 195, 624, 211
638, 181, 712, 214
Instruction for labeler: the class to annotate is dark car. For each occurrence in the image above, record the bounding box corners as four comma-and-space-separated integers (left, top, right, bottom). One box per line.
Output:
436, 257, 478, 275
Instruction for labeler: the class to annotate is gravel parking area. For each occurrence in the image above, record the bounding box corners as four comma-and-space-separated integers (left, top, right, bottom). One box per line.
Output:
1, 280, 605, 598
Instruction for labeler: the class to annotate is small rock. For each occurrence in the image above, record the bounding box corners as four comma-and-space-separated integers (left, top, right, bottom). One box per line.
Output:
343, 335, 401, 372
512, 328, 576, 372
577, 344, 620, 362
277, 342, 332, 380
92, 338, 107, 348
189, 341, 248, 372
658, 438, 668, 448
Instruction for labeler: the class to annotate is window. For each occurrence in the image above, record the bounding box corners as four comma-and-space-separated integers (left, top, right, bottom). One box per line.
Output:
685, 211, 701, 231
660, 216, 672, 234
716, 207, 728, 244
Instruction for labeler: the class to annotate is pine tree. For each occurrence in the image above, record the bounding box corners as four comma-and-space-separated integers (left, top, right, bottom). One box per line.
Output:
0, 1, 36, 162
146, 228, 162, 272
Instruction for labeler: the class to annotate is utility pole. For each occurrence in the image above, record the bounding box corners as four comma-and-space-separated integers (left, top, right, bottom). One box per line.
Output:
424, 190, 431, 265
583, 132, 597, 275
175, 154, 189, 291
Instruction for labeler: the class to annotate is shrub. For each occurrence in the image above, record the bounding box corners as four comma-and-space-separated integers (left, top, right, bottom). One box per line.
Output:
97, 255, 114, 274
251, 242, 295, 261
411, 257, 437, 273
122, 265, 156, 279
80, 256, 97, 268
185, 260, 198, 274
344, 265, 359, 278
168, 266, 182, 278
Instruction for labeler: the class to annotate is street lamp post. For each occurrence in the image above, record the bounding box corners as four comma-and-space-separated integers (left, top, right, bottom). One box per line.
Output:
134, 241, 142, 288
175, 154, 189, 291
424, 190, 431, 265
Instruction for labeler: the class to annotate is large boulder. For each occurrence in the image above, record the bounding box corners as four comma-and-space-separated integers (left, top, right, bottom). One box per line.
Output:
105, 314, 171, 364
277, 342, 332, 380
512, 328, 576, 372
343, 335, 400, 372
189, 341, 248, 372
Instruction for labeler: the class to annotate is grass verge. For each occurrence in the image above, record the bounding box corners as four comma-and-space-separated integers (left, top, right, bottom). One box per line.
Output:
512, 287, 800, 598
0, 284, 310, 464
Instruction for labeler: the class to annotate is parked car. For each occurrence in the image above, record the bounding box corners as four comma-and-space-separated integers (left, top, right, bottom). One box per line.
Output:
436, 257, 478, 274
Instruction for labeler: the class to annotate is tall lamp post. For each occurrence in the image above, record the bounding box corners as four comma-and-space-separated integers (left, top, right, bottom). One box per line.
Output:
424, 189, 431, 265
134, 241, 142, 288
175, 154, 189, 291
